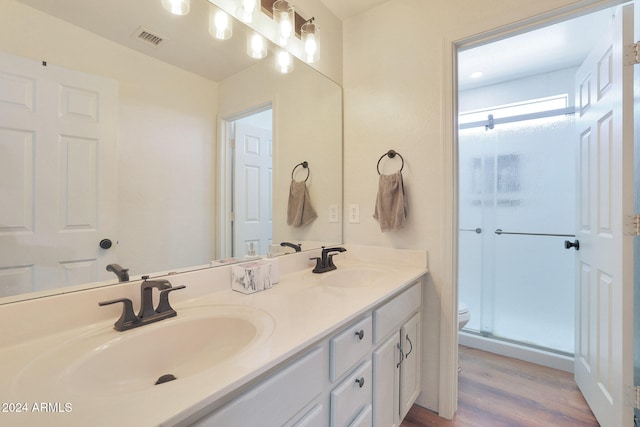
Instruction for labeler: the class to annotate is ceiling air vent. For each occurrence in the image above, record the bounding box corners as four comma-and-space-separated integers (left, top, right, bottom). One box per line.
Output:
131, 27, 166, 46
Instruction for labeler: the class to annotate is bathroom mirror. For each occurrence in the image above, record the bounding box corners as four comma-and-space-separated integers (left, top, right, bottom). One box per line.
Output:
0, 0, 342, 303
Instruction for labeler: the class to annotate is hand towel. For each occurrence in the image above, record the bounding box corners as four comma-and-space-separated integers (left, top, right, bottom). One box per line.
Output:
373, 171, 407, 232
287, 180, 318, 227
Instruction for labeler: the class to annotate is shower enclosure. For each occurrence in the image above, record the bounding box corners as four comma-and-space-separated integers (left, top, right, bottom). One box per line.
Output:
458, 109, 576, 355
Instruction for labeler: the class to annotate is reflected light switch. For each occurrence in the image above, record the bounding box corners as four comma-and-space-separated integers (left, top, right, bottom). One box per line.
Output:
329, 204, 339, 223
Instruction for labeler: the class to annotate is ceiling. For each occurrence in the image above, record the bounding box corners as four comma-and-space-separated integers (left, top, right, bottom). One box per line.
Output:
458, 7, 616, 90
17, 0, 265, 82
319, 0, 388, 20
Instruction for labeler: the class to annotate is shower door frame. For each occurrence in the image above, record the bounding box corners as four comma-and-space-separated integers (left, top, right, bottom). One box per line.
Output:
440, 0, 630, 419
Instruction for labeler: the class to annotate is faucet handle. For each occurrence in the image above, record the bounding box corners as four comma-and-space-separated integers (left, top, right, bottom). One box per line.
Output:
99, 298, 140, 331
156, 285, 186, 314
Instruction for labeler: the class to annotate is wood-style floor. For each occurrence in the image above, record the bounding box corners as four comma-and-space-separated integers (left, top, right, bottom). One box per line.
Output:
401, 346, 599, 427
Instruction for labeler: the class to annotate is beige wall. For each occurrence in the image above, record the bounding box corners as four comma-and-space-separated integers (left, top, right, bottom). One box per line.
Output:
1, 1, 218, 276
342, 0, 619, 414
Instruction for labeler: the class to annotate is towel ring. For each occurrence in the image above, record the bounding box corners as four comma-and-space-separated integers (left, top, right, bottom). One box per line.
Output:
291, 161, 310, 182
377, 150, 404, 175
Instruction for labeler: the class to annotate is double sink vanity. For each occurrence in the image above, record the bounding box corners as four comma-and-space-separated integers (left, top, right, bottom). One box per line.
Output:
0, 246, 427, 426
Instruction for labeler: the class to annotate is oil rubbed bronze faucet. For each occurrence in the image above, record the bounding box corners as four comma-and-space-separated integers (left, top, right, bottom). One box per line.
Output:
310, 246, 347, 273
98, 276, 185, 331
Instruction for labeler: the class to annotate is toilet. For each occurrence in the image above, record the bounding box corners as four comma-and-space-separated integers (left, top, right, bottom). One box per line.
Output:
458, 302, 470, 330
458, 302, 470, 374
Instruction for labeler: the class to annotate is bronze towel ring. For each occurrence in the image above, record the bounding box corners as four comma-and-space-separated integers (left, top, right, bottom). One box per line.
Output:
376, 150, 404, 175
291, 161, 310, 182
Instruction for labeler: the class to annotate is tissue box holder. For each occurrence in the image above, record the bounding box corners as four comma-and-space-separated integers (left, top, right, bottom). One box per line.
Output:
231, 261, 273, 294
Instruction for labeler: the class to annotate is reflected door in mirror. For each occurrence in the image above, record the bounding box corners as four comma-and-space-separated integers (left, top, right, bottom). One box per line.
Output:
0, 52, 118, 297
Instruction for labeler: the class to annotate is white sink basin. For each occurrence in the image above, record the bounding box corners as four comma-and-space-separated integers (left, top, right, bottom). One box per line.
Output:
317, 266, 390, 287
13, 305, 274, 397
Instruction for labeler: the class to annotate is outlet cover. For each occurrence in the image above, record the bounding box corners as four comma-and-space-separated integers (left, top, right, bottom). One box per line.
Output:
348, 204, 360, 223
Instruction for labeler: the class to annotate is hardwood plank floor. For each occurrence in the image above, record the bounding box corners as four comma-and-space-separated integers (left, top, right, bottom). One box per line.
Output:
401, 346, 599, 427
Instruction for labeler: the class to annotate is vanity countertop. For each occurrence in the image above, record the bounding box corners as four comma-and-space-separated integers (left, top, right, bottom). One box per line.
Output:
0, 247, 427, 426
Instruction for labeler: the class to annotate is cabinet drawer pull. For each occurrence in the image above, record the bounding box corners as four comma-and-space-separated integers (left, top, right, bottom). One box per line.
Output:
355, 329, 365, 340
355, 377, 365, 388
405, 334, 413, 358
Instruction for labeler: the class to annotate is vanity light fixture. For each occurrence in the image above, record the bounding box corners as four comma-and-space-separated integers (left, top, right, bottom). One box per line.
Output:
210, 9, 233, 40
161, 0, 190, 16
301, 17, 319, 63
247, 31, 268, 59
276, 50, 294, 73
237, 0, 258, 23
273, 0, 294, 46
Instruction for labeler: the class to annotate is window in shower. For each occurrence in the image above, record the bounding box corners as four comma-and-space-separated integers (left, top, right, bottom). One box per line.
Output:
458, 96, 576, 355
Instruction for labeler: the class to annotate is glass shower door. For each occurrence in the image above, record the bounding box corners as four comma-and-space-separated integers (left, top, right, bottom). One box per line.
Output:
459, 114, 576, 354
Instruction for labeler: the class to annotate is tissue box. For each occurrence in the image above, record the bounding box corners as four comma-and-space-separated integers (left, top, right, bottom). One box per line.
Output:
231, 261, 273, 294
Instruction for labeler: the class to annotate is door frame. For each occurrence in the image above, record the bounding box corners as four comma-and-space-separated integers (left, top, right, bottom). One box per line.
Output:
442, 0, 630, 419
217, 102, 273, 259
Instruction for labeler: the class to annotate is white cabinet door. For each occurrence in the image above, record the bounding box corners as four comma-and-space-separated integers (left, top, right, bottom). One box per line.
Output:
372, 333, 400, 427
399, 312, 421, 420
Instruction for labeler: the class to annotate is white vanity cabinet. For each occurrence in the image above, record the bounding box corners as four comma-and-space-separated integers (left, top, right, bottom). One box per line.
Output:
189, 279, 423, 427
372, 282, 422, 427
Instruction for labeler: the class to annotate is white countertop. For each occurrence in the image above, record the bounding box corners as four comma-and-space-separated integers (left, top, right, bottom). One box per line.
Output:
0, 246, 427, 426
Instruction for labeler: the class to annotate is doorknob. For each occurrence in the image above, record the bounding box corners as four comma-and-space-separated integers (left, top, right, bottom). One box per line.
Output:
99, 239, 113, 249
564, 240, 580, 250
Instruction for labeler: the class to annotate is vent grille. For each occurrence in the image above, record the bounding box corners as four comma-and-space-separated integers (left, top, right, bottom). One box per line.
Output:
132, 27, 165, 46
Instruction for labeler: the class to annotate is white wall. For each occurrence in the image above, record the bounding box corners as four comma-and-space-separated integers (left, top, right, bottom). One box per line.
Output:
341, 0, 618, 416
0, 0, 218, 276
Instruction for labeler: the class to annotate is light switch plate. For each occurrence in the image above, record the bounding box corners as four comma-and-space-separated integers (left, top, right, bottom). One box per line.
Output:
329, 204, 339, 223
348, 204, 360, 223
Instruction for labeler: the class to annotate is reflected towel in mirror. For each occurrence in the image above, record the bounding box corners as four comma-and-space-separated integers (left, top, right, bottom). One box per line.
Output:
373, 171, 407, 232
287, 180, 318, 227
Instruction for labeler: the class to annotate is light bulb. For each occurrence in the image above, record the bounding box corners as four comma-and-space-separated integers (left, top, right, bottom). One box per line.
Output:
162, 0, 190, 16
210, 10, 232, 40
276, 50, 293, 74
238, 0, 257, 23
301, 20, 320, 63
247, 32, 267, 59
273, 0, 294, 46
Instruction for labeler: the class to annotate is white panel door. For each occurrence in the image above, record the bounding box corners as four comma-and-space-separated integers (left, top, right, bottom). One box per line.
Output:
0, 52, 118, 296
573, 5, 634, 426
233, 122, 272, 257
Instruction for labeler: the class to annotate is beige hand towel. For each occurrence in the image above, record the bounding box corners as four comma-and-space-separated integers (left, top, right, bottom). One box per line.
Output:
373, 171, 407, 232
287, 180, 318, 227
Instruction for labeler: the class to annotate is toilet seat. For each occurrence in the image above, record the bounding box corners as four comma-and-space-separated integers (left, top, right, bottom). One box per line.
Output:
458, 302, 470, 329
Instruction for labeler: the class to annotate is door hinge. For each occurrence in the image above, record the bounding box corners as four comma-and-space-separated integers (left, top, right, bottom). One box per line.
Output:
624, 214, 640, 236
229, 138, 236, 149
625, 42, 640, 65
625, 385, 640, 409
230, 211, 235, 222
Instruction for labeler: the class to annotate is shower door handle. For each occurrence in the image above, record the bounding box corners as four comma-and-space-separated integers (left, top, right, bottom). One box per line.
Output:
564, 240, 580, 250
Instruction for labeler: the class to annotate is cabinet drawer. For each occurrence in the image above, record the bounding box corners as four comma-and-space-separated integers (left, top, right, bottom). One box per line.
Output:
373, 282, 421, 343
330, 316, 372, 381
194, 347, 323, 426
330, 360, 372, 427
